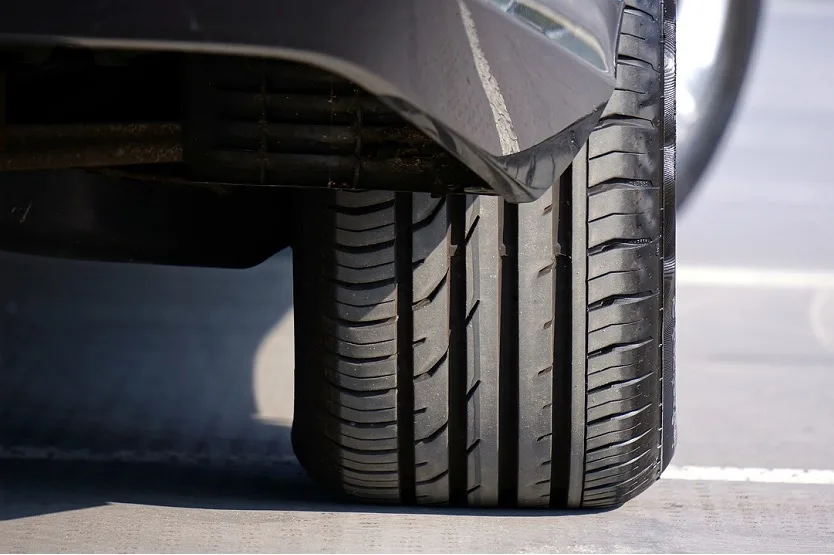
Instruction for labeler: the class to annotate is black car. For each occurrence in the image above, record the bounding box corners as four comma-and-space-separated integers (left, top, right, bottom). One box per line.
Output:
0, 0, 759, 508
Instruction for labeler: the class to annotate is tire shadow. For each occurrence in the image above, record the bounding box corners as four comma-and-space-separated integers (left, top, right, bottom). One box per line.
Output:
0, 246, 590, 521
0, 248, 297, 519
0, 457, 599, 520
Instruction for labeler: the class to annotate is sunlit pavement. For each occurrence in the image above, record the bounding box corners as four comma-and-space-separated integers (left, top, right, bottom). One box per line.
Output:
2, 1, 834, 551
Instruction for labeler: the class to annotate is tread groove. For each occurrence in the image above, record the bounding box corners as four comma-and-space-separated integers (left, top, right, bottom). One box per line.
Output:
551, 165, 573, 506
465, 380, 482, 401
466, 439, 482, 455
498, 201, 519, 507
395, 192, 417, 505
449, 194, 468, 506
464, 300, 481, 327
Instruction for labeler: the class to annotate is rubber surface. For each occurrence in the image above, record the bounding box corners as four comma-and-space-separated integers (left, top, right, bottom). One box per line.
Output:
291, 0, 674, 508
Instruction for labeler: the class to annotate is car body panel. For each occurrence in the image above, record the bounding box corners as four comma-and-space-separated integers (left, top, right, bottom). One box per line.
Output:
0, 0, 624, 201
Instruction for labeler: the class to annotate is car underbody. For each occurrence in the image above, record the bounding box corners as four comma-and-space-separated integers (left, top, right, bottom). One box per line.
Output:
0, 0, 625, 268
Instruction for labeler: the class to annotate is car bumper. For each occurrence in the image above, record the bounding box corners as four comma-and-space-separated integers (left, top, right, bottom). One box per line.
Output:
0, 0, 624, 202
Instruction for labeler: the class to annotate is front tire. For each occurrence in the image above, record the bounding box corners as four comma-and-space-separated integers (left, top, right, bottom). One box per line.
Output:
291, 0, 675, 508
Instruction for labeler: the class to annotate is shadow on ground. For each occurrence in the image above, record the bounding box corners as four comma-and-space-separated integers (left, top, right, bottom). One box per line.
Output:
0, 249, 303, 519
0, 454, 612, 522
0, 456, 604, 520
0, 249, 586, 521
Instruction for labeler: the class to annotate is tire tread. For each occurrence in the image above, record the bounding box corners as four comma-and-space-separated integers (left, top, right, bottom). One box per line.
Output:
292, 0, 673, 509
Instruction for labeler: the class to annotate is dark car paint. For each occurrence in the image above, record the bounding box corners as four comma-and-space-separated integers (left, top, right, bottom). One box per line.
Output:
0, 0, 624, 202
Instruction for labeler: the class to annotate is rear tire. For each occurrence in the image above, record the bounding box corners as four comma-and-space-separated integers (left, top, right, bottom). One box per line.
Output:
291, 0, 675, 508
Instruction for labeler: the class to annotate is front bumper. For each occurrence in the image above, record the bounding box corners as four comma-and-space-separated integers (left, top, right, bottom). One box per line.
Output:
0, 0, 624, 202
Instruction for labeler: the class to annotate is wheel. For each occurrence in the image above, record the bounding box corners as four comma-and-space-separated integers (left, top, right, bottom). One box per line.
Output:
291, 0, 675, 509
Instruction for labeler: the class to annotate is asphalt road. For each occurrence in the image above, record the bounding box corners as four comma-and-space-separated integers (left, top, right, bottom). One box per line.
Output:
2, 0, 834, 552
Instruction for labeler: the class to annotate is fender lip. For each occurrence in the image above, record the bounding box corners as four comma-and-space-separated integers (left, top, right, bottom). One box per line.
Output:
0, 0, 624, 202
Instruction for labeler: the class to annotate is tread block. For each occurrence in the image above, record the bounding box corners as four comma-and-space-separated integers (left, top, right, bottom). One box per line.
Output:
586, 393, 653, 424
601, 89, 660, 123
329, 261, 397, 285
325, 366, 397, 392
589, 294, 658, 331
322, 352, 397, 378
587, 338, 654, 375
624, 0, 661, 19
332, 421, 398, 442
414, 362, 450, 442
589, 209, 660, 248
588, 240, 660, 280
325, 400, 398, 425
330, 245, 395, 270
588, 268, 655, 306
323, 316, 396, 345
589, 123, 656, 160
325, 280, 396, 307
587, 363, 653, 394
323, 332, 396, 359
614, 61, 657, 95
589, 151, 659, 185
326, 223, 396, 249
328, 298, 396, 323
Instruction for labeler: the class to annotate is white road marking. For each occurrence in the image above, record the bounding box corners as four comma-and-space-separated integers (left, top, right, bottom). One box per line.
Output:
456, 0, 521, 156
663, 465, 834, 485
677, 265, 834, 290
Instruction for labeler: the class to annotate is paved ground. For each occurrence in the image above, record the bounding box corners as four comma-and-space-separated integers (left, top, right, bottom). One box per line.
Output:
2, 0, 834, 552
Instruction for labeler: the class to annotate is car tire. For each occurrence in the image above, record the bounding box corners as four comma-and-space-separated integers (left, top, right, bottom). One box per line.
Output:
291, 0, 675, 508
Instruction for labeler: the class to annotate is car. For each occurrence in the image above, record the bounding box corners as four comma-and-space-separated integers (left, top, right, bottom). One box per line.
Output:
0, 0, 758, 508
